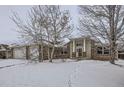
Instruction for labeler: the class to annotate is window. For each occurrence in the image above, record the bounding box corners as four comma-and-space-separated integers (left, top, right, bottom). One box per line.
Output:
97, 47, 102, 54
76, 40, 82, 46
61, 51, 67, 54
97, 46, 110, 55
61, 48, 68, 55
76, 43, 81, 46
104, 47, 109, 54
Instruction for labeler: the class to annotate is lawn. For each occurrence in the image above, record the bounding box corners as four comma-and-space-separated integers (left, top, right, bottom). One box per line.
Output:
0, 59, 124, 87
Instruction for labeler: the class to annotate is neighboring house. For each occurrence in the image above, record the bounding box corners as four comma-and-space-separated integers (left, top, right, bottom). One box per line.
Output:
0, 44, 12, 59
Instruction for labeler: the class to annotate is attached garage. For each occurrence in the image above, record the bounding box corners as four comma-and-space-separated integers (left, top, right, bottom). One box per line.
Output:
12, 44, 39, 60
13, 46, 26, 59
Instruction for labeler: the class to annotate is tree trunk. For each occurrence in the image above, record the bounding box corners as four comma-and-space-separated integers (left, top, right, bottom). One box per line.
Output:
110, 44, 116, 64
109, 5, 116, 64
49, 46, 55, 62
41, 44, 44, 62
38, 44, 42, 62
26, 46, 30, 60
47, 45, 50, 61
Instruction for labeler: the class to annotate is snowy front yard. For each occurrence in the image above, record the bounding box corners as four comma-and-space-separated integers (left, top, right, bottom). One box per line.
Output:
0, 59, 124, 87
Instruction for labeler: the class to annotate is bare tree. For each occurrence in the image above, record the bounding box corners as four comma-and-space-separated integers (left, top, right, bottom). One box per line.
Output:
11, 8, 45, 62
79, 5, 124, 64
31, 5, 73, 62
11, 5, 73, 62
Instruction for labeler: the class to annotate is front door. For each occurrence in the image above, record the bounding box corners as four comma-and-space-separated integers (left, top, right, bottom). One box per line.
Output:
77, 48, 82, 58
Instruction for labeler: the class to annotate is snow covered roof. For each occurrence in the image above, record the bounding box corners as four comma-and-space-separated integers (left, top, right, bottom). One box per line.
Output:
68, 36, 94, 41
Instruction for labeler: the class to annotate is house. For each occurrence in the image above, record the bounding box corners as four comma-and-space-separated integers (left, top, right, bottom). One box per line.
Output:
0, 44, 12, 59
10, 37, 120, 61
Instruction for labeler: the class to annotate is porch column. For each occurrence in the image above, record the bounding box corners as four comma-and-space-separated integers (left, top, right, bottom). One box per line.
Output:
72, 40, 76, 58
72, 40, 75, 52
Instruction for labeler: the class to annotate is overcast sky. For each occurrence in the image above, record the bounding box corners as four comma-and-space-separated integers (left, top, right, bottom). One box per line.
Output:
0, 5, 78, 44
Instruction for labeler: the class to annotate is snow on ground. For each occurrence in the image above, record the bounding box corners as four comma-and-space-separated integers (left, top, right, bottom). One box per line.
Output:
0, 59, 124, 87
0, 59, 27, 68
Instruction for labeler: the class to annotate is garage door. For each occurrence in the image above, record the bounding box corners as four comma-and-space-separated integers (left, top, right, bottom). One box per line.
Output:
118, 54, 124, 59
13, 47, 26, 59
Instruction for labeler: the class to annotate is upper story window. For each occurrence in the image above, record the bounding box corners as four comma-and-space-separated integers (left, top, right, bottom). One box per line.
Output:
76, 40, 82, 46
61, 48, 68, 55
61, 51, 67, 54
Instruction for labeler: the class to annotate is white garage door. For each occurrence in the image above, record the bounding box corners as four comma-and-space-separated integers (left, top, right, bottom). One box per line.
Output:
13, 47, 26, 59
